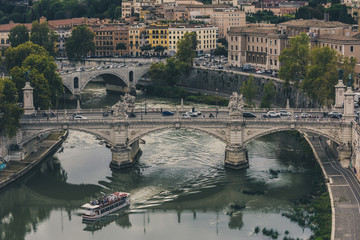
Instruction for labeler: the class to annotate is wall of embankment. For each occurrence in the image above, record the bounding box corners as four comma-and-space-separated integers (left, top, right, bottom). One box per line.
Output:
179, 68, 317, 108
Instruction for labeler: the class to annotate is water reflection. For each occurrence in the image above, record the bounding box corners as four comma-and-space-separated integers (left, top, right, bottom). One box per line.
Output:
0, 129, 319, 240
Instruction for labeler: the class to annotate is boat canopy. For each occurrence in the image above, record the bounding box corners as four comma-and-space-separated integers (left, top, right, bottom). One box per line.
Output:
81, 203, 100, 209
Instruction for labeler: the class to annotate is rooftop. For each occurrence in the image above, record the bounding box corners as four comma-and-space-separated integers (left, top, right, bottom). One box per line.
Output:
0, 22, 32, 32
279, 19, 350, 28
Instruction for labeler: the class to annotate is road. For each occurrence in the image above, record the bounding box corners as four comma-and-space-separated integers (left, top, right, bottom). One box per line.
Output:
306, 133, 360, 240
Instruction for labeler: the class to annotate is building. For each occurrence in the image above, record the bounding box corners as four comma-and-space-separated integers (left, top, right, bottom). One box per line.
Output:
168, 25, 218, 55
128, 25, 147, 56
122, 1, 133, 19
228, 24, 288, 71
146, 24, 169, 49
211, 10, 246, 39
0, 22, 32, 50
185, 4, 236, 21
93, 26, 129, 57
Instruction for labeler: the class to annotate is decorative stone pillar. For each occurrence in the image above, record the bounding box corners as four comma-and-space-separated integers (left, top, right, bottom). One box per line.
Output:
110, 140, 142, 169
334, 79, 346, 108
22, 82, 35, 115
110, 145, 131, 169
225, 145, 248, 169
225, 92, 249, 169
343, 87, 355, 122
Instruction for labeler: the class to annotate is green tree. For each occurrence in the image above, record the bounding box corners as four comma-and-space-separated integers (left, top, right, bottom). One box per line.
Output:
114, 6, 122, 18
116, 42, 127, 56
140, 44, 152, 56
149, 57, 186, 86
8, 24, 29, 48
4, 41, 48, 70
176, 32, 197, 66
10, 66, 51, 110
260, 80, 276, 108
0, 77, 23, 137
337, 55, 357, 87
279, 33, 310, 89
240, 75, 257, 106
302, 47, 338, 106
153, 45, 166, 56
30, 20, 58, 56
65, 25, 95, 62
22, 54, 63, 107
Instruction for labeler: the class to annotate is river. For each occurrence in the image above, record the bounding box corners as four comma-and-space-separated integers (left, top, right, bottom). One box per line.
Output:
0, 83, 323, 240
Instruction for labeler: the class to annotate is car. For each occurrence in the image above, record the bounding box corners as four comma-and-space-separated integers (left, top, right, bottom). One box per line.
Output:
329, 111, 342, 119
243, 112, 256, 118
162, 111, 174, 116
182, 113, 191, 118
279, 110, 291, 116
186, 112, 198, 117
74, 115, 88, 119
263, 111, 280, 118
256, 69, 264, 74
299, 113, 310, 118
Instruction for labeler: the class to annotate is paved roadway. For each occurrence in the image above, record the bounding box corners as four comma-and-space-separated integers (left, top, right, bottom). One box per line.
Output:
306, 133, 360, 240
21, 108, 343, 121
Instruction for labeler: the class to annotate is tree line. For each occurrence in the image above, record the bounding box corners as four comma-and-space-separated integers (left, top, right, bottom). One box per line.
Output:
0, 0, 122, 24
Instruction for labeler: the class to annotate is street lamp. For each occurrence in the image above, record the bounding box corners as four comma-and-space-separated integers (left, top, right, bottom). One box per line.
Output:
216, 88, 218, 117
144, 89, 147, 115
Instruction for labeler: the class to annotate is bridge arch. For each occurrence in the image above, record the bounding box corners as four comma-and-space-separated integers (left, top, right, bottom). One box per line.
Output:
20, 127, 113, 147
128, 125, 227, 146
243, 126, 343, 146
80, 72, 128, 92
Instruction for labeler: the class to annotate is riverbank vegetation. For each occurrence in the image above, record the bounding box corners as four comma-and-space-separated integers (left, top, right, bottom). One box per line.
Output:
285, 131, 331, 240
0, 77, 23, 137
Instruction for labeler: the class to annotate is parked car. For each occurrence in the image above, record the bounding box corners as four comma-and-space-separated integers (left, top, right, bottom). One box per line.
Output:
243, 112, 257, 118
279, 110, 291, 116
263, 111, 280, 118
162, 111, 174, 116
74, 115, 88, 119
182, 113, 191, 118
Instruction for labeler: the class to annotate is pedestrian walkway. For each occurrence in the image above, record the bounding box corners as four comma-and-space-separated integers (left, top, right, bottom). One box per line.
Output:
306, 133, 360, 240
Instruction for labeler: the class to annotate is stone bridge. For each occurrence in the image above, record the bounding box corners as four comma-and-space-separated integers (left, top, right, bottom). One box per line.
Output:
14, 78, 360, 174
18, 116, 355, 170
60, 65, 150, 95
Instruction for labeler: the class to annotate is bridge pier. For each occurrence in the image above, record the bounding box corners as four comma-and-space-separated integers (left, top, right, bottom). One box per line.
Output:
110, 140, 142, 169
224, 145, 249, 169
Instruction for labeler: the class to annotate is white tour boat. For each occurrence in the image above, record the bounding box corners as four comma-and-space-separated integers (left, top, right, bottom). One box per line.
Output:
81, 192, 130, 221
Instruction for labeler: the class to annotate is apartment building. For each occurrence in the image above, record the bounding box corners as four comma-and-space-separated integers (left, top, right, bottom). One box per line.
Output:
129, 25, 146, 56
168, 25, 218, 55
93, 26, 129, 57
122, 1, 133, 19
185, 4, 236, 21
228, 25, 288, 71
146, 24, 169, 49
211, 10, 245, 39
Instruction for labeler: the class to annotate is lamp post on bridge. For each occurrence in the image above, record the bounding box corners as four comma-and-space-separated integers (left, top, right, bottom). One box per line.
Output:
216, 88, 218, 118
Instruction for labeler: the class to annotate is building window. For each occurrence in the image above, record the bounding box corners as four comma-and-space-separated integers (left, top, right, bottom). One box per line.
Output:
340, 46, 342, 51
350, 46, 354, 52
274, 59, 277, 66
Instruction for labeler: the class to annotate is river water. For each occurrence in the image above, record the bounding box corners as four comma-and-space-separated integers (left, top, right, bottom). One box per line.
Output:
0, 83, 323, 240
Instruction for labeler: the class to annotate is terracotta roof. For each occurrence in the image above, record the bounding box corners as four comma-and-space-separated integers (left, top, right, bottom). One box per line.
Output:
0, 23, 32, 32
93, 26, 128, 31
278, 19, 350, 28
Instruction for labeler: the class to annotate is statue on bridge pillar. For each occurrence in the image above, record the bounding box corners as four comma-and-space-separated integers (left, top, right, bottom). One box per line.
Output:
228, 92, 244, 119
111, 93, 136, 119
